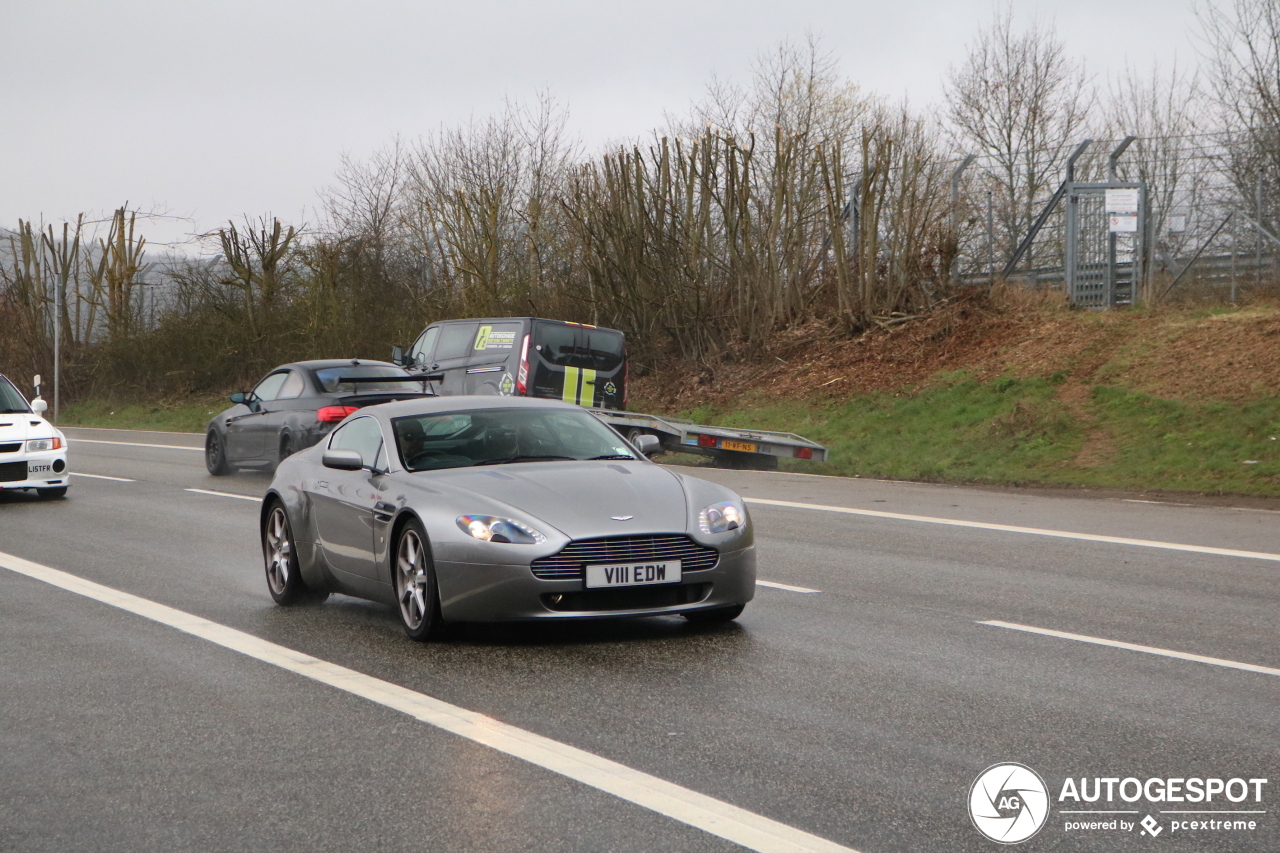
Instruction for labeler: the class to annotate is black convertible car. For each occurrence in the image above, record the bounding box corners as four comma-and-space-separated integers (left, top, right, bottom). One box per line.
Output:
205, 359, 432, 475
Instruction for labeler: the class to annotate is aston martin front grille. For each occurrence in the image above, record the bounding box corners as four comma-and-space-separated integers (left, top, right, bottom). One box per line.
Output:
530, 534, 719, 581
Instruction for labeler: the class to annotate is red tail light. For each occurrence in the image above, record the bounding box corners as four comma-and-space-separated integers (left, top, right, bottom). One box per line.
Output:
516, 333, 530, 396
795, 447, 813, 459
696, 434, 717, 447
317, 405, 359, 423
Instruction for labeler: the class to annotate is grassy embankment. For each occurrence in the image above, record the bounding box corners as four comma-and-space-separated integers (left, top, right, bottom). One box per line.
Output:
55, 301, 1280, 497
634, 300, 1280, 497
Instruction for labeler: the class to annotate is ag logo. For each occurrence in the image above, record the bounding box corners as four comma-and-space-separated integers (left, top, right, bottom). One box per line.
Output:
968, 763, 1049, 844
499, 373, 514, 395
604, 381, 617, 395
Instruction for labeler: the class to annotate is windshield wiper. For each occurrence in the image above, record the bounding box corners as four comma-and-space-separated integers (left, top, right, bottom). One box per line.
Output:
474, 455, 574, 466
0, 408, 29, 414
587, 454, 636, 461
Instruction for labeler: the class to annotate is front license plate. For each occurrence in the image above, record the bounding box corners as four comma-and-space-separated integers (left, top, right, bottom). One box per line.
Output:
721, 439, 757, 453
585, 561, 681, 588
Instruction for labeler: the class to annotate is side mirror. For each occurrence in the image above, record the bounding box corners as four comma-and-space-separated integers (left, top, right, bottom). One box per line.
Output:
391, 345, 405, 366
634, 434, 660, 456
229, 392, 247, 404
322, 449, 365, 471
32, 399, 48, 414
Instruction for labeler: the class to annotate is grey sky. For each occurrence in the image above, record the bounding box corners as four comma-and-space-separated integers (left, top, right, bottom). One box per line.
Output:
3, 0, 1200, 250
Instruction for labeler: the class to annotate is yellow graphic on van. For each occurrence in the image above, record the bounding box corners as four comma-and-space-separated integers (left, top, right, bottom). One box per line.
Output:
560, 367, 597, 405
562, 367, 579, 404
474, 326, 492, 350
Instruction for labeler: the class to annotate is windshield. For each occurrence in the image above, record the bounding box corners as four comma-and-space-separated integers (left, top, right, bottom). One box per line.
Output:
393, 407, 637, 472
0, 376, 32, 414
533, 322, 624, 372
313, 365, 424, 394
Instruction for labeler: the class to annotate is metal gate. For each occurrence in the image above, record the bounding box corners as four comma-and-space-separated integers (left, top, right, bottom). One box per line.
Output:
1065, 182, 1146, 306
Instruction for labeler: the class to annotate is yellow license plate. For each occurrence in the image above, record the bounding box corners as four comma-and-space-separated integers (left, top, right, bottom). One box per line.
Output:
721, 439, 757, 453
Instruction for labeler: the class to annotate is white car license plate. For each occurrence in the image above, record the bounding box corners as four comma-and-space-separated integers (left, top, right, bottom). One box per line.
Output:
585, 561, 681, 589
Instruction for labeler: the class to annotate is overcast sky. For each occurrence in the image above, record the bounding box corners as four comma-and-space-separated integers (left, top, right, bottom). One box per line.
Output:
2, 0, 1201, 251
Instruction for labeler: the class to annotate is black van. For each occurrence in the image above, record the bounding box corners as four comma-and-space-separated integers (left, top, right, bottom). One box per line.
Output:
396, 318, 627, 410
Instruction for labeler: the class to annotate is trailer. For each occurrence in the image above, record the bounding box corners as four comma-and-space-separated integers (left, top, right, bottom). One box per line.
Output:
589, 408, 827, 470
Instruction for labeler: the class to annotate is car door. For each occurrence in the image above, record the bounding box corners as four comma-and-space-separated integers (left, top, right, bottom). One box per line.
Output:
226, 371, 289, 461
427, 322, 479, 396
256, 369, 308, 457
310, 416, 387, 581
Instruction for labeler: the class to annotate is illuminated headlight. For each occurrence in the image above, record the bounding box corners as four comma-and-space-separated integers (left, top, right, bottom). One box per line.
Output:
699, 500, 745, 534
456, 515, 547, 545
26, 437, 62, 452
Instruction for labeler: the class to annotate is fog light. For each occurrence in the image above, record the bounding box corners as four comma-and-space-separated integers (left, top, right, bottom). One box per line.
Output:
52, 459, 66, 473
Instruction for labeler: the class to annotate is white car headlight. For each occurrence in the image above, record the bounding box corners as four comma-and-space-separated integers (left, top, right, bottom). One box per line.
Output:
699, 500, 745, 534
26, 437, 62, 452
456, 515, 547, 545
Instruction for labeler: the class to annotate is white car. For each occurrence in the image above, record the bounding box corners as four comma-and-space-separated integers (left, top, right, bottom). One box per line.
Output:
0, 374, 69, 499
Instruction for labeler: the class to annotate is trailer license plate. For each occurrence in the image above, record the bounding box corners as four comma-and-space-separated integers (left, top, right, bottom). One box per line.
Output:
721, 439, 757, 453
585, 561, 681, 588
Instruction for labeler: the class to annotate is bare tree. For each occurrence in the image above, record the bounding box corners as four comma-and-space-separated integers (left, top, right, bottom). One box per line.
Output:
944, 7, 1092, 265
1103, 61, 1205, 250
1197, 0, 1280, 221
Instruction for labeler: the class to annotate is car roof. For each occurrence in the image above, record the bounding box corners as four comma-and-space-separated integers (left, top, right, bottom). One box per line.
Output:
274, 359, 403, 372
359, 395, 586, 420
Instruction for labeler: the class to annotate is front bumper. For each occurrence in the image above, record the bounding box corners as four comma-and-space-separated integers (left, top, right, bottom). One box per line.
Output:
434, 543, 756, 622
0, 450, 70, 491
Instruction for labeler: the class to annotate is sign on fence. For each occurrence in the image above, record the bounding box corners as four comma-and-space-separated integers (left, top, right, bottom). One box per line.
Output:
1105, 188, 1140, 214
1109, 215, 1138, 233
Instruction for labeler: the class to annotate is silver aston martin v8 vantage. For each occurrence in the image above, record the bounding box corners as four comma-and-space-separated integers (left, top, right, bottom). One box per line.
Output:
260, 396, 756, 639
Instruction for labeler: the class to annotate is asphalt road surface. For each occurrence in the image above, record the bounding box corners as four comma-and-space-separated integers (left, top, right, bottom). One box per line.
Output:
1, 426, 1276, 852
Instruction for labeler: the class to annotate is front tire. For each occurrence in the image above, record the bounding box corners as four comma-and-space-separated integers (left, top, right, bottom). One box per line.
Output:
36, 487, 68, 499
262, 501, 328, 605
206, 429, 232, 476
393, 519, 445, 641
683, 604, 745, 625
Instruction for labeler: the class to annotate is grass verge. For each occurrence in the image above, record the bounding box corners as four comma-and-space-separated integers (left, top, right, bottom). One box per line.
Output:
653, 374, 1280, 496
55, 396, 224, 434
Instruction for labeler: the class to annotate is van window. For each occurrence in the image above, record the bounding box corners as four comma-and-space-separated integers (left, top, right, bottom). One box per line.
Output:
435, 323, 480, 360
534, 322, 624, 372
409, 326, 440, 367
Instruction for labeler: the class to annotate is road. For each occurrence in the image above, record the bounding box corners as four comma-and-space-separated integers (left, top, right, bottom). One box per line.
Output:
1, 426, 1276, 852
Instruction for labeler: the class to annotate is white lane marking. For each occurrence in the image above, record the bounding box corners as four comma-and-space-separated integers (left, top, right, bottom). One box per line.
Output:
0, 551, 858, 853
979, 620, 1280, 678
71, 438, 203, 451
70, 472, 136, 482
744, 498, 1280, 563
757, 580, 821, 594
185, 488, 262, 503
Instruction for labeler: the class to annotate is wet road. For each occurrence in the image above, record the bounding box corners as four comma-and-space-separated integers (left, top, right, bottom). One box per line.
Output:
1, 426, 1276, 852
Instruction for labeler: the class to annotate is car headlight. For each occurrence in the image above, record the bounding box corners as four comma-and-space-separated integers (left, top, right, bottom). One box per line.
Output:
26, 437, 62, 452
699, 500, 745, 534
456, 515, 547, 545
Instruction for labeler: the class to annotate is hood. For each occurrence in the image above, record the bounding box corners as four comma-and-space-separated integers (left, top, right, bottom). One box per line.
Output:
0, 415, 53, 444
415, 460, 688, 539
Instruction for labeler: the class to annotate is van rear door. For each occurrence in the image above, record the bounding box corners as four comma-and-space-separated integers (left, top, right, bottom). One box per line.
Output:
529, 321, 626, 409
